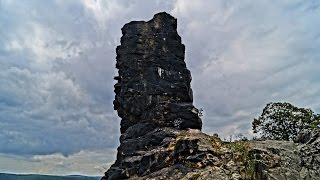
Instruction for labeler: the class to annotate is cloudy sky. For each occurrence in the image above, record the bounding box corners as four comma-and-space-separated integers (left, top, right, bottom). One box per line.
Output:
0, 0, 319, 176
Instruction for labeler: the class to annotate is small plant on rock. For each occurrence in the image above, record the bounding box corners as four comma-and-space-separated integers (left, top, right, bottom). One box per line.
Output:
226, 138, 255, 179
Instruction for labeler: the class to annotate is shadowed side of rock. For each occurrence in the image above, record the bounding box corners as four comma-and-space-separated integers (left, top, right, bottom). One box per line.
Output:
114, 12, 201, 134
103, 12, 202, 179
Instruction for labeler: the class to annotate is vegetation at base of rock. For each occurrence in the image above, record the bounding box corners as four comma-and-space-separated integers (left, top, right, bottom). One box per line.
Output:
226, 140, 255, 179
176, 130, 189, 139
188, 172, 201, 180
253, 102, 320, 141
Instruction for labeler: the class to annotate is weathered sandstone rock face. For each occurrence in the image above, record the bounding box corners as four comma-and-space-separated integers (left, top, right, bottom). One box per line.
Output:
102, 12, 320, 180
114, 12, 201, 134
251, 129, 320, 180
103, 12, 202, 179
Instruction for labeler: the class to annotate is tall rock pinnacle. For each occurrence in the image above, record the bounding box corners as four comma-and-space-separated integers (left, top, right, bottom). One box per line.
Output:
104, 12, 202, 179
102, 12, 320, 180
114, 12, 202, 133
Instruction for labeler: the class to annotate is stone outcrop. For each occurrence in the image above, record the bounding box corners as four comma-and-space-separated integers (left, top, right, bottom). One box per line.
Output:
250, 129, 320, 180
103, 12, 202, 179
113, 12, 201, 134
102, 12, 320, 180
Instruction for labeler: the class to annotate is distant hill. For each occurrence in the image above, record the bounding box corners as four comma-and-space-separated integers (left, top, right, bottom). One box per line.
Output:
0, 173, 100, 180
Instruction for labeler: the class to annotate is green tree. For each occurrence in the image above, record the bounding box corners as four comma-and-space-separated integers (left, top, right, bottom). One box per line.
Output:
252, 102, 320, 141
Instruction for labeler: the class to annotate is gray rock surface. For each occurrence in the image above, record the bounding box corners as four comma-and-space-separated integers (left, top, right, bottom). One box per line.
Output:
103, 12, 202, 180
102, 12, 320, 180
113, 12, 201, 134
250, 129, 320, 180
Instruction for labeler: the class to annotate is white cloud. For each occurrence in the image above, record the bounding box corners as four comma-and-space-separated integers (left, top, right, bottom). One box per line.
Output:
1, 0, 320, 175
0, 149, 116, 176
0, 67, 119, 155
172, 0, 320, 138
0, 0, 176, 175
82, 0, 125, 29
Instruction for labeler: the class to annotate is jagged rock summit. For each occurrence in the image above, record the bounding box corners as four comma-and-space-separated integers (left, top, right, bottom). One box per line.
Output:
114, 12, 202, 133
102, 12, 320, 180
104, 12, 203, 179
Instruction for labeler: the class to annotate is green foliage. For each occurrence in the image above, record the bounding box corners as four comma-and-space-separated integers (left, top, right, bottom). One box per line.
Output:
176, 130, 188, 139
253, 102, 320, 141
188, 171, 201, 180
236, 133, 248, 141
198, 108, 203, 117
227, 140, 255, 179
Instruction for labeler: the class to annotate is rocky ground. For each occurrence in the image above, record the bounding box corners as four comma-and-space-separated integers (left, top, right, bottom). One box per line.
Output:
103, 128, 320, 180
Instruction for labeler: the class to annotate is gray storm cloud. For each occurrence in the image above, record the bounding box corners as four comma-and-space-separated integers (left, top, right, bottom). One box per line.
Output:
0, 0, 319, 175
